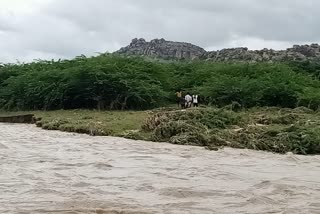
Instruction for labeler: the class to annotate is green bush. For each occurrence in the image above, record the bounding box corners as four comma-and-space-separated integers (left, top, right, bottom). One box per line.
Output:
1, 55, 320, 110
0, 55, 167, 110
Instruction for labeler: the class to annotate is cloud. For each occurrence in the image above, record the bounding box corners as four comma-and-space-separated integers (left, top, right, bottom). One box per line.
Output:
0, 0, 319, 63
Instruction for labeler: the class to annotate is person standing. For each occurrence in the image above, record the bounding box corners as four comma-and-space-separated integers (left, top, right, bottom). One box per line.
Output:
180, 96, 186, 109
175, 91, 182, 107
185, 93, 192, 108
193, 94, 199, 107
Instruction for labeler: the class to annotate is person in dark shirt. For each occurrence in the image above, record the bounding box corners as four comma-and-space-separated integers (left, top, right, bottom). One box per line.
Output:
175, 91, 182, 107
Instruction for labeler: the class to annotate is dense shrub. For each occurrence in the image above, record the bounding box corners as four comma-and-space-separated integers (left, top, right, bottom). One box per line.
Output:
196, 63, 319, 109
0, 55, 167, 110
1, 55, 320, 110
288, 60, 320, 79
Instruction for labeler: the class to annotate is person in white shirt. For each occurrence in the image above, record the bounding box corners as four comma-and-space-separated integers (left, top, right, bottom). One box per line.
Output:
184, 93, 192, 108
193, 95, 199, 107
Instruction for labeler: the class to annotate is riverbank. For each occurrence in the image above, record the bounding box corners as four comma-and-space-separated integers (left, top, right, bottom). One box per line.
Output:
1, 107, 319, 155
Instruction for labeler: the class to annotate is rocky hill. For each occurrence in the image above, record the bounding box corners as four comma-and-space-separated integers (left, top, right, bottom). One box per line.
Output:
116, 38, 206, 60
116, 38, 320, 62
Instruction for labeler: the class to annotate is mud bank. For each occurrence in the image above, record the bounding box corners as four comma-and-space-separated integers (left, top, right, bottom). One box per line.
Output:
0, 114, 35, 123
0, 123, 319, 214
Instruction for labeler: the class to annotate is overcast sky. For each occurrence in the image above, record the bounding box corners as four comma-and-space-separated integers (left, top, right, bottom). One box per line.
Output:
0, 0, 318, 63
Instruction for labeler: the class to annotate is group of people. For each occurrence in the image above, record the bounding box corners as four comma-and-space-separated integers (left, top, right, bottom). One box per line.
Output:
175, 91, 199, 109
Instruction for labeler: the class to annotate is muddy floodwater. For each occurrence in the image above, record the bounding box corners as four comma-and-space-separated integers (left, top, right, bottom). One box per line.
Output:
0, 124, 320, 214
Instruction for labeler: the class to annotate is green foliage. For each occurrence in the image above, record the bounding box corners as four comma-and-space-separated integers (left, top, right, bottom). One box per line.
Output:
0, 55, 167, 110
288, 60, 320, 79
195, 63, 318, 108
1, 55, 320, 110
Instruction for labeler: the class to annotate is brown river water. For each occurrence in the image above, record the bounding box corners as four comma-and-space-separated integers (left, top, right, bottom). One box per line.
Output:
0, 123, 320, 214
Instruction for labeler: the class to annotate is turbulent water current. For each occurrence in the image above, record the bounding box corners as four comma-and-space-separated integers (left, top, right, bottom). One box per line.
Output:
0, 123, 319, 214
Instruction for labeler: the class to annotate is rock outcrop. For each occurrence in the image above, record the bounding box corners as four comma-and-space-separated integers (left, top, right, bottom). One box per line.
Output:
116, 38, 320, 62
116, 38, 206, 60
205, 44, 320, 62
